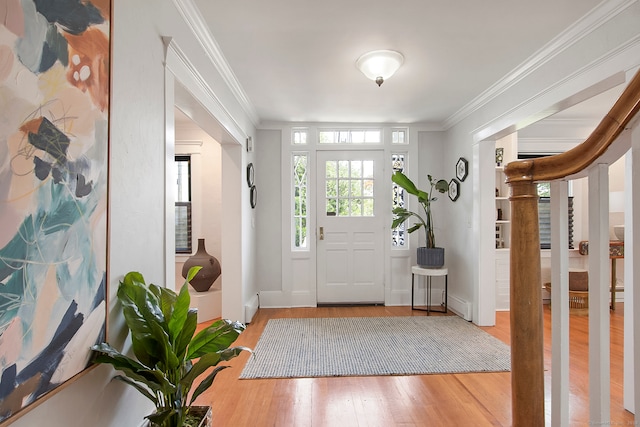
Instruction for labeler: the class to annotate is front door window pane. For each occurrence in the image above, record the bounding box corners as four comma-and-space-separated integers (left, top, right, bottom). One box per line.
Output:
324, 159, 375, 217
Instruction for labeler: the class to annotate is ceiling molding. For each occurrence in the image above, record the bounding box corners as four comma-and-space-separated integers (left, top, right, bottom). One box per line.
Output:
171, 0, 260, 127
443, 0, 637, 130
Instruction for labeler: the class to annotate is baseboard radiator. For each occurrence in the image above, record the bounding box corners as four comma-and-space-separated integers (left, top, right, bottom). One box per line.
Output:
245, 294, 259, 323
447, 294, 472, 321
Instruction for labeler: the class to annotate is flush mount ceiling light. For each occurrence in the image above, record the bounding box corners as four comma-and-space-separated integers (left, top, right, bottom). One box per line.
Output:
356, 50, 404, 87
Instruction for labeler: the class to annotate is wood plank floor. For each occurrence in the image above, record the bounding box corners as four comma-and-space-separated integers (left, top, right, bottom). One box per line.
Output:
196, 304, 635, 426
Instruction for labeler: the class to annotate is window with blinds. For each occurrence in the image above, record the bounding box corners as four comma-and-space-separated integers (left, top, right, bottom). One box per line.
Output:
520, 155, 574, 250
537, 193, 574, 249
175, 156, 192, 253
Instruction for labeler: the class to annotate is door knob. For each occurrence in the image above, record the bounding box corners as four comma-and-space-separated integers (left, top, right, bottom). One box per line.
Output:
319, 227, 324, 240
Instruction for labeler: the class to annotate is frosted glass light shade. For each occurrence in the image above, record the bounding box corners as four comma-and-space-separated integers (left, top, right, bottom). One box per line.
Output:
356, 50, 404, 86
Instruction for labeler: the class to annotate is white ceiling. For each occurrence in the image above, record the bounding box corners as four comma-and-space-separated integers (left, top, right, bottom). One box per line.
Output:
193, 0, 607, 126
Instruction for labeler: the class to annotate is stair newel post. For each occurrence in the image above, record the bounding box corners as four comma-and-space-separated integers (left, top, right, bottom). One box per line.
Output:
506, 161, 545, 426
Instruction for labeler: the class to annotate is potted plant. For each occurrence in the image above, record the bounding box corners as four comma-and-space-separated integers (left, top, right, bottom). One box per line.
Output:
91, 267, 251, 427
392, 171, 449, 267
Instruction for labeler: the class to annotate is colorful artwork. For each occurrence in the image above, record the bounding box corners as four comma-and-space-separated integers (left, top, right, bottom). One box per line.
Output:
0, 0, 110, 422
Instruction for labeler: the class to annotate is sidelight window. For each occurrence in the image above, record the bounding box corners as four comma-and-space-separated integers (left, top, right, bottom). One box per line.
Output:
293, 154, 309, 249
391, 153, 406, 247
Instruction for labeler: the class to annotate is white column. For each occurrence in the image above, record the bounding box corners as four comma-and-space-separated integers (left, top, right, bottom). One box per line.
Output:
588, 163, 610, 422
473, 140, 496, 325
624, 117, 640, 413
164, 57, 177, 292
550, 180, 570, 426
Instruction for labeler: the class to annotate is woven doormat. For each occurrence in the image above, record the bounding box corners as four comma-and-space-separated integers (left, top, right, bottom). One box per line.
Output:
240, 316, 510, 379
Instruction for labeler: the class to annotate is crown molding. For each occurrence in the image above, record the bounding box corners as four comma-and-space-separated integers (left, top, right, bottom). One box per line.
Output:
443, 0, 637, 130
171, 0, 260, 127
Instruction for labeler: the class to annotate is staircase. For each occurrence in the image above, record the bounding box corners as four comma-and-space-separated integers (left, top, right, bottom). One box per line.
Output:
504, 68, 640, 426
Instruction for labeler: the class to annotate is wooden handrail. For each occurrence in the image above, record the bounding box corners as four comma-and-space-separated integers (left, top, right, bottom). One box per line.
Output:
503, 69, 640, 426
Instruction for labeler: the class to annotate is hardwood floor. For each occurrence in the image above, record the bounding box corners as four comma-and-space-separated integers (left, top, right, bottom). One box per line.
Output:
196, 304, 635, 426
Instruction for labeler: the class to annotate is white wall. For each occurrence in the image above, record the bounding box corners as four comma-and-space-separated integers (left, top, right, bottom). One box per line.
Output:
255, 129, 283, 293
8, 0, 256, 425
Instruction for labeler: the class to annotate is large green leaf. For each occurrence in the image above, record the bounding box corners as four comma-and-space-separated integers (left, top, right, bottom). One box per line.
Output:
188, 365, 228, 405
118, 304, 158, 367
91, 343, 173, 395
391, 171, 419, 195
182, 346, 250, 404
151, 283, 176, 326
174, 309, 198, 361
117, 276, 165, 367
148, 317, 179, 370
187, 320, 245, 359
435, 179, 449, 193
407, 224, 422, 233
112, 375, 157, 403
167, 283, 191, 343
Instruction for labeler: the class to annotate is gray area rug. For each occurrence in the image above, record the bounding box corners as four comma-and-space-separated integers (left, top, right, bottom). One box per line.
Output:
240, 316, 511, 379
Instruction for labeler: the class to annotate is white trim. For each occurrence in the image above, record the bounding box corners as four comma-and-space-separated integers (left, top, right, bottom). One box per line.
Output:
444, 0, 637, 130
447, 294, 472, 321
472, 35, 640, 143
163, 36, 248, 145
176, 139, 203, 148
171, 0, 260, 126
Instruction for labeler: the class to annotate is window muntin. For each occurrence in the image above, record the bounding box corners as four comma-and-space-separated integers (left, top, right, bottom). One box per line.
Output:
391, 129, 408, 144
318, 129, 381, 144
293, 129, 308, 145
175, 156, 192, 253
391, 153, 406, 247
324, 160, 374, 217
293, 154, 309, 249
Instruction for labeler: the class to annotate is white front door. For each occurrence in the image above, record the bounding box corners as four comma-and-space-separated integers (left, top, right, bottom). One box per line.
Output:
316, 150, 385, 304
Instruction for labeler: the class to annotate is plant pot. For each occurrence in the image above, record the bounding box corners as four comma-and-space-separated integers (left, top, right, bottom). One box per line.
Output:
186, 406, 212, 427
182, 239, 221, 292
417, 247, 445, 268
147, 406, 212, 427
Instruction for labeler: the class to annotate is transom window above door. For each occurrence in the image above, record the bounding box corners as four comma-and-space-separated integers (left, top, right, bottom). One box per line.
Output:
324, 160, 374, 216
319, 129, 381, 144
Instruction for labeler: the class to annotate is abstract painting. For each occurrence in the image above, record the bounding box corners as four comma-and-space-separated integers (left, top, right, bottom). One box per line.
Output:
0, 0, 110, 422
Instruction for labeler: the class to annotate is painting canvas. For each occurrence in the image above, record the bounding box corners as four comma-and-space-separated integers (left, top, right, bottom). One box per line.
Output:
0, 0, 110, 422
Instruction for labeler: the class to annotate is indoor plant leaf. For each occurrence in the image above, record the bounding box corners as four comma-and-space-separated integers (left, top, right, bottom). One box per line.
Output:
91, 344, 173, 395
188, 365, 229, 405
174, 309, 198, 361
167, 281, 192, 341
187, 319, 246, 359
